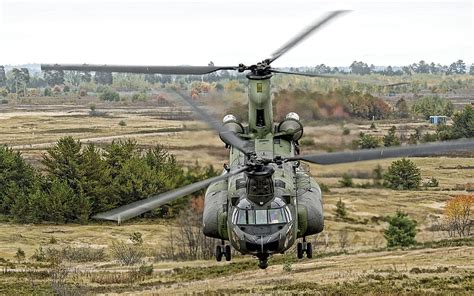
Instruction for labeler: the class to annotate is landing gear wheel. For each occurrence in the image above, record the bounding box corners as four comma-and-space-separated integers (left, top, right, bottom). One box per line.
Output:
257, 253, 269, 269
215, 245, 222, 262
297, 242, 304, 259
225, 245, 232, 261
306, 242, 313, 259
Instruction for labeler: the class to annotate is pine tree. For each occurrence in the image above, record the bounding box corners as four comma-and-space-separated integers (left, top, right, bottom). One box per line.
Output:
384, 210, 417, 247
383, 126, 401, 147
383, 158, 421, 190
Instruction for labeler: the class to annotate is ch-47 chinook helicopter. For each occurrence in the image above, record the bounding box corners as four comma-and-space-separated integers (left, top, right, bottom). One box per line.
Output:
42, 11, 474, 269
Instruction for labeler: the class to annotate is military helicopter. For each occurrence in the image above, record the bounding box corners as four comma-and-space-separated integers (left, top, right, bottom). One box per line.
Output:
41, 11, 474, 269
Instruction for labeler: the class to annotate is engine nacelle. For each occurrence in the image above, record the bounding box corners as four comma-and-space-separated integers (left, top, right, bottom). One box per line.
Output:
278, 112, 303, 141
220, 114, 245, 145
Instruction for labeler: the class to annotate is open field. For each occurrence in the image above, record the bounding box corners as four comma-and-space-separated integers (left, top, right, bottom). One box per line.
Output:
0, 93, 473, 294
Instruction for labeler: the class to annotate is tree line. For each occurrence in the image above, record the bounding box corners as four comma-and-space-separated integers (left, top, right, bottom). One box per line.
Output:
0, 137, 217, 224
0, 58, 472, 93
305, 59, 473, 76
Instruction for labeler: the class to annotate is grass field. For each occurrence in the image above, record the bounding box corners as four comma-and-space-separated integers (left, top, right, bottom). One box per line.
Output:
0, 92, 473, 295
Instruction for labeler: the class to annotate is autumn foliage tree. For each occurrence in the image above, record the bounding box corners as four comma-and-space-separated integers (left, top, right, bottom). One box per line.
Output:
443, 195, 473, 237
273, 88, 392, 121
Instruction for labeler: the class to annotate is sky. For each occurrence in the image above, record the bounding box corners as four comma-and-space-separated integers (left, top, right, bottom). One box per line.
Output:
0, 0, 472, 67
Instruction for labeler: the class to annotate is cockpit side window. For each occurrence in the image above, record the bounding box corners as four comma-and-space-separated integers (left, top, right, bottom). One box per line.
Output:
268, 209, 285, 224
237, 209, 247, 224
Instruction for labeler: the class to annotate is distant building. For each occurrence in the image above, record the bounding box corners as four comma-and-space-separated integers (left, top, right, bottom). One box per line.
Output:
429, 115, 447, 125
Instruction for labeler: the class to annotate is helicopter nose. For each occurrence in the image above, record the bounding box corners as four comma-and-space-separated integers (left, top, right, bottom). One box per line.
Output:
243, 233, 283, 253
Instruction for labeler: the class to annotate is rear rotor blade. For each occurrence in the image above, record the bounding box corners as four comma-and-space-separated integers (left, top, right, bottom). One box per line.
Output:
287, 139, 474, 165
268, 10, 349, 64
172, 90, 254, 156
41, 64, 237, 75
93, 166, 248, 222
270, 69, 409, 87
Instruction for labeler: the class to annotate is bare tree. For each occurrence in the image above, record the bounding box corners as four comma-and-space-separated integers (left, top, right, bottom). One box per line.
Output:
174, 197, 218, 260
338, 229, 349, 250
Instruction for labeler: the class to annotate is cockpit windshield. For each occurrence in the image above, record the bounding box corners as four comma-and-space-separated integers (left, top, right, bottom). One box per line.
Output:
233, 207, 291, 225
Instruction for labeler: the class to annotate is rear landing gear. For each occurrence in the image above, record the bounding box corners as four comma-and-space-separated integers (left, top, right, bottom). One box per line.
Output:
297, 237, 313, 259
215, 241, 232, 262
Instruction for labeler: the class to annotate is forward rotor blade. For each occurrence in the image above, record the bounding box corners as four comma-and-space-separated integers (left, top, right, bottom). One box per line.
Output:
172, 90, 254, 156
219, 130, 255, 156
41, 64, 237, 75
268, 10, 349, 64
287, 139, 474, 165
270, 69, 409, 87
93, 166, 248, 222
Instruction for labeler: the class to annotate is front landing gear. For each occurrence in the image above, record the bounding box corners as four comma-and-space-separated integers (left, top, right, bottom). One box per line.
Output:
257, 253, 269, 269
215, 241, 232, 262
297, 237, 313, 259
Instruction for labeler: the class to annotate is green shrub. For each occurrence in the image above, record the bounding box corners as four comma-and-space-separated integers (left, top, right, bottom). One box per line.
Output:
436, 105, 474, 140
423, 177, 439, 188
384, 210, 417, 247
334, 198, 347, 218
357, 132, 380, 149
383, 158, 421, 190
283, 261, 292, 272
139, 264, 153, 276
372, 164, 384, 184
422, 132, 438, 143
383, 126, 401, 147
14, 248, 25, 263
319, 183, 330, 193
411, 95, 454, 119
130, 232, 143, 246
118, 120, 127, 126
451, 105, 473, 138
110, 241, 144, 266
99, 89, 120, 101
342, 127, 350, 135
338, 174, 353, 187
57, 246, 106, 262
31, 246, 46, 262
1, 99, 8, 104
131, 92, 147, 102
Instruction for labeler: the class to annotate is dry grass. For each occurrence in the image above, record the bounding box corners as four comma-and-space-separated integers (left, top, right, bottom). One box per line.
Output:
0, 94, 473, 294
